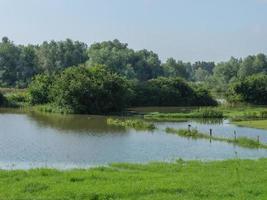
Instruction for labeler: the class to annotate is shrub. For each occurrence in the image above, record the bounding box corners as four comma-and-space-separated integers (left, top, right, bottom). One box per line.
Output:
28, 74, 54, 105
227, 74, 267, 105
131, 77, 217, 107
50, 66, 133, 114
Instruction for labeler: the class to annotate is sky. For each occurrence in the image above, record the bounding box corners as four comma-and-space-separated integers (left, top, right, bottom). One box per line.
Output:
0, 0, 267, 62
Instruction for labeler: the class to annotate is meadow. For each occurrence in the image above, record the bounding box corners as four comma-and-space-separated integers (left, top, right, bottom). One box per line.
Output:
0, 159, 267, 200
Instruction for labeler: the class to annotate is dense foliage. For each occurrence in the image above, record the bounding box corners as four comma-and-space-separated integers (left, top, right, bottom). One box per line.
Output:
2, 36, 267, 108
27, 66, 216, 114
88, 40, 163, 81
28, 66, 133, 114
51, 66, 132, 114
132, 77, 217, 107
0, 37, 87, 87
227, 74, 267, 105
28, 74, 54, 105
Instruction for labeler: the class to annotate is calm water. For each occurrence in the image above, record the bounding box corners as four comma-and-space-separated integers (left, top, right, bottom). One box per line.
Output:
1, 108, 267, 169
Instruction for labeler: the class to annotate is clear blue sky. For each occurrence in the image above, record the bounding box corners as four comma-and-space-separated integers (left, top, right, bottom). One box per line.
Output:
0, 0, 267, 62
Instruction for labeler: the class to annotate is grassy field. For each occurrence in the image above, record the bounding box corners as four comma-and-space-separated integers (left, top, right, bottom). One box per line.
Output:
0, 159, 267, 199
234, 120, 267, 130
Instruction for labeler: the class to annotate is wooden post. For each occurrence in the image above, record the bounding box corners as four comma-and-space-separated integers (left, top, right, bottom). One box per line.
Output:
209, 129, 213, 137
234, 131, 237, 141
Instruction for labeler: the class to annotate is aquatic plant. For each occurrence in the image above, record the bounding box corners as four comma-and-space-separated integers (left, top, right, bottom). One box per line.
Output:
165, 128, 267, 149
107, 118, 156, 131
145, 108, 223, 121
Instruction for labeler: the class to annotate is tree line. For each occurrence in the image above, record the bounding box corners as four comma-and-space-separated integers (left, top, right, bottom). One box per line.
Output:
27, 65, 216, 114
1, 37, 267, 111
1, 37, 266, 89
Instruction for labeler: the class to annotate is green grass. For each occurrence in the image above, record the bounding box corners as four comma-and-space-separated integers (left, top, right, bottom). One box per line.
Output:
107, 118, 156, 131
144, 108, 224, 121
144, 106, 267, 125
1, 159, 267, 199
233, 120, 267, 130
165, 128, 267, 149
32, 104, 73, 114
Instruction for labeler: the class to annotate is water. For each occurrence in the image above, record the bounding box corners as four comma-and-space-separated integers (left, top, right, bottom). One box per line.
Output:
1, 109, 267, 169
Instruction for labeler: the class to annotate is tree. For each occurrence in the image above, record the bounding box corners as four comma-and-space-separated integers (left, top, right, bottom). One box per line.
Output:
238, 54, 267, 78
88, 39, 136, 79
37, 39, 88, 74
132, 77, 216, 106
212, 57, 240, 91
162, 58, 190, 79
50, 65, 133, 114
133, 49, 162, 81
16, 45, 39, 87
193, 61, 215, 74
28, 74, 54, 105
227, 74, 267, 105
88, 40, 163, 81
194, 68, 210, 82
0, 37, 20, 86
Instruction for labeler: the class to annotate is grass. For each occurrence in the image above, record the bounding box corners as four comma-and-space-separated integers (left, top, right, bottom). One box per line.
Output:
233, 120, 267, 130
1, 159, 267, 199
165, 128, 267, 149
144, 108, 224, 121
107, 118, 156, 131
32, 104, 73, 114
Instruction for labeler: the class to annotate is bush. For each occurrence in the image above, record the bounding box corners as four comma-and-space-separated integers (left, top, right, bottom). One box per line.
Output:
131, 77, 217, 107
6, 92, 28, 103
227, 74, 267, 105
50, 66, 133, 114
28, 74, 54, 105
192, 86, 218, 106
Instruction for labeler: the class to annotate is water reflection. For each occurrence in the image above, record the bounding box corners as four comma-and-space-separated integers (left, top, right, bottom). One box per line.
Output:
26, 112, 127, 134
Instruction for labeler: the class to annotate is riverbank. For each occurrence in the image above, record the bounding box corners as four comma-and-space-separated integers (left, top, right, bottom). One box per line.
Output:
0, 159, 266, 199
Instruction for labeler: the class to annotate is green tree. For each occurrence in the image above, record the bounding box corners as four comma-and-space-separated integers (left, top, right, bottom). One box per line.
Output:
50, 65, 133, 114
194, 68, 210, 82
37, 39, 88, 74
227, 74, 267, 105
162, 58, 190, 79
132, 77, 216, 106
133, 49, 162, 81
28, 74, 54, 105
238, 54, 267, 78
0, 37, 20, 86
88, 40, 163, 81
88, 39, 136, 79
